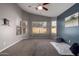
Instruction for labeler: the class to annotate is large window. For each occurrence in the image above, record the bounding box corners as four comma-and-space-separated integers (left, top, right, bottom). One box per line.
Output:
51, 21, 57, 34
65, 12, 79, 27
32, 21, 48, 34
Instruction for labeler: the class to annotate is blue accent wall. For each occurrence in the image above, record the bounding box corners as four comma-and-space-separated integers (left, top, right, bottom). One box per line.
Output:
57, 4, 79, 45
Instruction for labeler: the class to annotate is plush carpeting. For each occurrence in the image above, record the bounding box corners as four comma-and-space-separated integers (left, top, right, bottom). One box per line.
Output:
0, 39, 60, 56
50, 42, 74, 55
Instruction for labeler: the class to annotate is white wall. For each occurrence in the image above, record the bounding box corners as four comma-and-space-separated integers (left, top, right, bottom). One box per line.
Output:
0, 3, 29, 52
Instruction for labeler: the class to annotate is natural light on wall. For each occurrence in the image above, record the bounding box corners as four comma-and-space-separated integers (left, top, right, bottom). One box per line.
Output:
51, 21, 56, 34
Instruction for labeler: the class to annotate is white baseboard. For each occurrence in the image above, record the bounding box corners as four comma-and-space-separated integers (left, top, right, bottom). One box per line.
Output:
0, 39, 23, 53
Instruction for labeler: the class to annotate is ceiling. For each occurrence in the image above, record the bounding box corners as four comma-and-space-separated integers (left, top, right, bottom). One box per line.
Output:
18, 3, 75, 17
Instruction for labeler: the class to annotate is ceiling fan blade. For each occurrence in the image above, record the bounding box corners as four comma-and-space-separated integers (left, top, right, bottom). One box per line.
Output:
43, 3, 49, 5
43, 7, 48, 11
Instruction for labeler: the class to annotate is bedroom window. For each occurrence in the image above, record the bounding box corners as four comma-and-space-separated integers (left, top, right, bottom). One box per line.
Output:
32, 21, 48, 34
65, 12, 79, 27
51, 21, 57, 34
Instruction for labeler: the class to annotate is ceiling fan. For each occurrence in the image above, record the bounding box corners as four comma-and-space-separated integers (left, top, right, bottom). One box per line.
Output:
28, 3, 49, 11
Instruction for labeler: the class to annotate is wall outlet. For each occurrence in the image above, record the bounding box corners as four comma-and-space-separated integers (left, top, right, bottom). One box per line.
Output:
3, 42, 6, 46
69, 40, 71, 43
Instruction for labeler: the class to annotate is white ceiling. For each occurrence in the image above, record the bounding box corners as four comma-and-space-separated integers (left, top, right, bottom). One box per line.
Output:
18, 3, 75, 17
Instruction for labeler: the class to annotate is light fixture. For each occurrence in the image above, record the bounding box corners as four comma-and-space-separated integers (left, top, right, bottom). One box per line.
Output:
3, 18, 9, 25
37, 6, 43, 10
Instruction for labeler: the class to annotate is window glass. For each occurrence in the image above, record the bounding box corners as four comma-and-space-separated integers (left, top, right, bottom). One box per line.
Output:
32, 21, 48, 34
51, 21, 56, 34
65, 12, 78, 27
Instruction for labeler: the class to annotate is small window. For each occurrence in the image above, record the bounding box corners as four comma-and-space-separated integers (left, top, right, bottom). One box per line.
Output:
51, 21, 57, 34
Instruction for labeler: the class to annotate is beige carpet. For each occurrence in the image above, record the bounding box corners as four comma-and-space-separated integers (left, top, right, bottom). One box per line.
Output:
0, 39, 60, 56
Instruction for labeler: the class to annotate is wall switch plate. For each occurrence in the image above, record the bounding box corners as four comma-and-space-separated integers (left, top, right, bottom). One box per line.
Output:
69, 40, 71, 43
